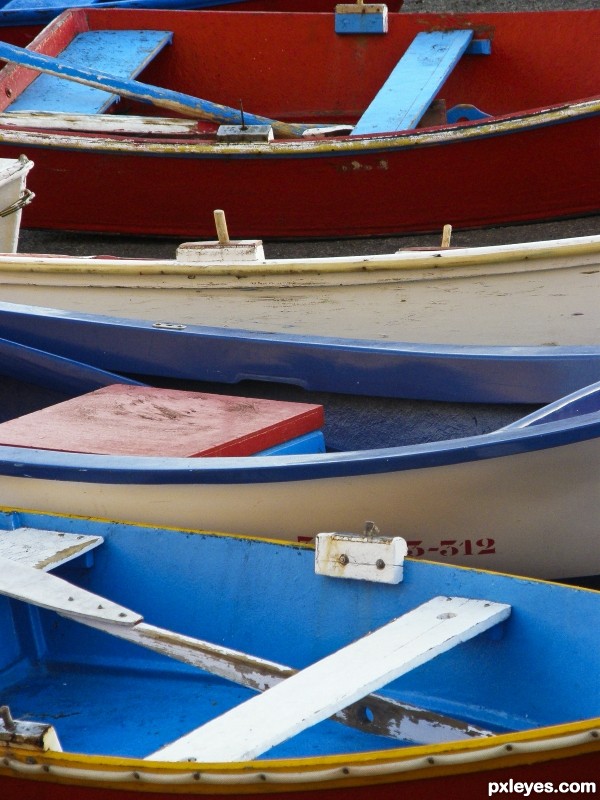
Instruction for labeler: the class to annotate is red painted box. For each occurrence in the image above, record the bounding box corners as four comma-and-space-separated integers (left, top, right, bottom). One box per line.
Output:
0, 384, 325, 457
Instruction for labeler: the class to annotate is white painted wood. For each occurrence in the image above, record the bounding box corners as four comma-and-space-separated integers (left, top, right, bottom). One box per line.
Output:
0, 544, 493, 743
176, 240, 265, 263
0, 235, 598, 348
148, 596, 510, 762
315, 532, 408, 583
0, 111, 202, 135
0, 527, 103, 570
0, 154, 32, 252
0, 556, 142, 626
0, 712, 63, 753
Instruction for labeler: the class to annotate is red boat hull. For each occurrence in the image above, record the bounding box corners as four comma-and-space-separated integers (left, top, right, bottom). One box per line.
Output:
0, 9, 597, 238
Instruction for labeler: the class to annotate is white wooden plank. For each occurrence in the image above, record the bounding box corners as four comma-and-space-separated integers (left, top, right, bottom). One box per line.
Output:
148, 596, 510, 762
0, 527, 103, 570
0, 543, 496, 744
0, 556, 142, 626
0, 111, 201, 135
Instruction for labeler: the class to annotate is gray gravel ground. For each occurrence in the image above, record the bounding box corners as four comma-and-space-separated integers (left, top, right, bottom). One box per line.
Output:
15, 0, 600, 259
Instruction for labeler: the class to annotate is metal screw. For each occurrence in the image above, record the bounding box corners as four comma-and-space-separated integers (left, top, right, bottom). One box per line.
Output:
375, 559, 385, 570
338, 554, 349, 566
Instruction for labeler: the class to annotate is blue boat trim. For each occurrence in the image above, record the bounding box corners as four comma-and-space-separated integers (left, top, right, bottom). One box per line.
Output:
0, 301, 597, 404
0, 335, 144, 394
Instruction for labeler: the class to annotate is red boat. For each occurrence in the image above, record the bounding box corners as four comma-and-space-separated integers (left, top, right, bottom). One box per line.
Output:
0, 7, 597, 238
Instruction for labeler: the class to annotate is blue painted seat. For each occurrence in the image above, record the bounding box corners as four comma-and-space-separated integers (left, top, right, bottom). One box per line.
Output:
6, 29, 173, 115
352, 30, 490, 136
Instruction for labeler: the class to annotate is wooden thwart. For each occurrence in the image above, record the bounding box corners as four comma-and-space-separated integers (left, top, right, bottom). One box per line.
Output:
0, 39, 314, 138
0, 535, 496, 746
150, 596, 510, 762
6, 30, 173, 116
352, 30, 489, 135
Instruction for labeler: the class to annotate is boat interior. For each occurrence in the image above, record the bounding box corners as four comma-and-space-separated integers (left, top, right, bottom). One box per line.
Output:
0, 510, 598, 761
0, 9, 597, 136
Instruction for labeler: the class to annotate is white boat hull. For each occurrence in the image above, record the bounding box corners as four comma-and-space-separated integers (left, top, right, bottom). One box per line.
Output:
1, 434, 597, 579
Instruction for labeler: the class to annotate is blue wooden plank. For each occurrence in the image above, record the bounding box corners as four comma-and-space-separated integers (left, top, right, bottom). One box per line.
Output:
353, 30, 475, 135
0, 40, 310, 137
7, 30, 173, 115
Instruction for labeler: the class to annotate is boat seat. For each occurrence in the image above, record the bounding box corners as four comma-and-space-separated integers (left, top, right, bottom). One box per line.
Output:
0, 384, 325, 457
5, 29, 173, 115
0, 527, 103, 570
352, 30, 491, 135
148, 596, 511, 762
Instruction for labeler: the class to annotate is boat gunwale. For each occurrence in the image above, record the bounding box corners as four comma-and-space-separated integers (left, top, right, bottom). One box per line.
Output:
0, 234, 599, 279
1, 717, 599, 790
0, 97, 597, 157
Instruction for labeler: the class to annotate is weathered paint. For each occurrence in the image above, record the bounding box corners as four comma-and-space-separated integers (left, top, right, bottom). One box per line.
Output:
0, 236, 597, 350
0, 9, 596, 237
0, 509, 598, 796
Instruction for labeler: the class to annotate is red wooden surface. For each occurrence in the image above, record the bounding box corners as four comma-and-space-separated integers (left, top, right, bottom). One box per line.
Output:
0, 9, 596, 237
0, 384, 324, 456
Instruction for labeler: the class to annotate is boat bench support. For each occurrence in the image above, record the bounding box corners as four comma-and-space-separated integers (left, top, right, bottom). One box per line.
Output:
446, 103, 491, 124
0, 705, 62, 753
149, 596, 511, 762
315, 530, 408, 584
5, 29, 173, 115
352, 30, 491, 135
335, 2, 388, 35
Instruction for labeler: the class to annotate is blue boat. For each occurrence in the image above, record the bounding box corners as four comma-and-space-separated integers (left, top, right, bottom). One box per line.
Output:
0, 508, 598, 798
0, 0, 340, 29
0, 335, 598, 580
0, 297, 598, 404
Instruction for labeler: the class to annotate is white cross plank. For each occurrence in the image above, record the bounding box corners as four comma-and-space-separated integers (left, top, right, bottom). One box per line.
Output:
0, 556, 141, 626
0, 527, 103, 570
148, 596, 510, 763
0, 551, 496, 744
